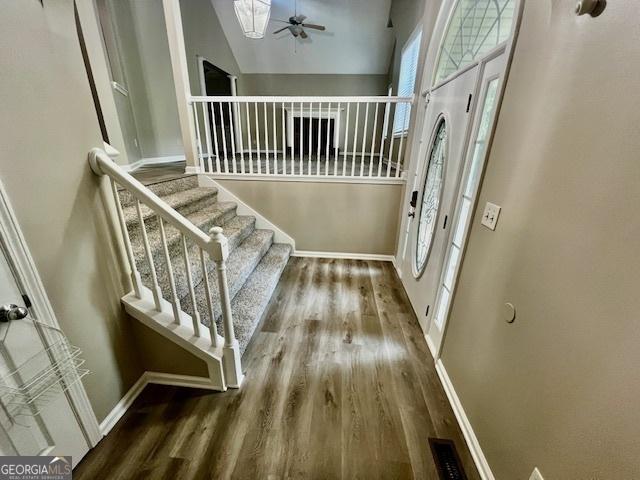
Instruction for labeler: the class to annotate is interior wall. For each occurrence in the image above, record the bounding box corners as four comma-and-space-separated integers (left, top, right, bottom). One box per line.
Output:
216, 179, 403, 255
107, 0, 182, 159
180, 0, 244, 96
439, 2, 640, 478
0, 0, 144, 422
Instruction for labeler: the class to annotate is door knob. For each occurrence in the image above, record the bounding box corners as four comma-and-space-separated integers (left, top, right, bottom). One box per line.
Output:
0, 304, 29, 322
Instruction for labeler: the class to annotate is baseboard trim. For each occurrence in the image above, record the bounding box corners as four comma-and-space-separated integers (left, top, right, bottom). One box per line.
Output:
122, 155, 186, 173
435, 359, 495, 480
292, 250, 395, 262
391, 256, 403, 278
98, 371, 218, 437
98, 374, 147, 437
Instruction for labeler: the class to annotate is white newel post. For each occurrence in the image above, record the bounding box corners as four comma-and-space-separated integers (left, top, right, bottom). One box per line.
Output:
162, 0, 199, 173
209, 227, 244, 388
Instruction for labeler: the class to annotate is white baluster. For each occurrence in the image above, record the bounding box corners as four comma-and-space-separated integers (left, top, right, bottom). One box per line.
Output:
192, 102, 204, 171
360, 102, 369, 176
218, 102, 228, 172
387, 104, 397, 178
396, 101, 410, 178
263, 102, 269, 174
136, 201, 162, 311
308, 102, 312, 175
255, 102, 261, 174
342, 103, 350, 177
325, 102, 331, 175
158, 217, 181, 324
181, 234, 202, 337
272, 101, 277, 175
351, 102, 360, 176
246, 103, 253, 174
282, 102, 287, 175
210, 227, 243, 387
210, 101, 221, 173
378, 98, 390, 177
316, 102, 322, 175
369, 102, 380, 177
237, 100, 244, 174
110, 180, 142, 298
299, 101, 303, 175
227, 102, 236, 174
334, 102, 341, 176
199, 248, 220, 347
202, 102, 213, 173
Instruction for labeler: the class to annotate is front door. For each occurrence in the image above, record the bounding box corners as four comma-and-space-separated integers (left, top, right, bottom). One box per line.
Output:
0, 245, 90, 466
400, 66, 479, 341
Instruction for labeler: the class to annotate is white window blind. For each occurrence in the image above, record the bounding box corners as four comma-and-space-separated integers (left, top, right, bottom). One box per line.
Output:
393, 29, 422, 135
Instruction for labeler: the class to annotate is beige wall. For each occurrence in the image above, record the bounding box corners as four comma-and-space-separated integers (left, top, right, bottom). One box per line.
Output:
180, 0, 243, 96
0, 1, 143, 421
217, 180, 403, 255
440, 2, 640, 478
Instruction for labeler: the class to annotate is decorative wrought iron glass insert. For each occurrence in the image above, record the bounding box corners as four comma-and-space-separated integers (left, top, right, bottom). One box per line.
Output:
416, 118, 447, 275
434, 0, 516, 85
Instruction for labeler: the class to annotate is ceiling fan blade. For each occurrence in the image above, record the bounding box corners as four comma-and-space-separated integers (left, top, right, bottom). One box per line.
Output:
299, 28, 308, 39
273, 26, 289, 34
295, 15, 307, 23
272, 18, 291, 24
301, 23, 325, 31
288, 25, 299, 37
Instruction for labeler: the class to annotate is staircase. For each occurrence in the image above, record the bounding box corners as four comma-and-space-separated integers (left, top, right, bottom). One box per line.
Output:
121, 174, 291, 356
89, 148, 290, 391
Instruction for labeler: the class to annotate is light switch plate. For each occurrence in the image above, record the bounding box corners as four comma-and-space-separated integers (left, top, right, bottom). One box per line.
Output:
481, 202, 501, 230
529, 467, 544, 480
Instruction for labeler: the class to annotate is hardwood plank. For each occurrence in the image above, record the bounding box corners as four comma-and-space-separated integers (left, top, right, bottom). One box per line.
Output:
74, 259, 480, 480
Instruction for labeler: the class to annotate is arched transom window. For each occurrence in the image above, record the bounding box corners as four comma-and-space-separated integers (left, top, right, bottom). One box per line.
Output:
434, 0, 516, 85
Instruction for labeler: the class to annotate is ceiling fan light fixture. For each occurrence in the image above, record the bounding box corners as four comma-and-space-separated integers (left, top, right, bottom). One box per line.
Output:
234, 0, 271, 39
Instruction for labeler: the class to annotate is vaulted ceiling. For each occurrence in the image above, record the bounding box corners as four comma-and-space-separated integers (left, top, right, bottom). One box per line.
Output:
211, 0, 395, 74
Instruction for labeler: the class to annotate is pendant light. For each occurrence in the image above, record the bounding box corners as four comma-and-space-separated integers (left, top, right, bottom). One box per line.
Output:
234, 0, 271, 39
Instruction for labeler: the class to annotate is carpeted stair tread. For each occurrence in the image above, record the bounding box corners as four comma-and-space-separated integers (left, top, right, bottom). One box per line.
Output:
177, 229, 274, 319
224, 243, 292, 355
123, 187, 218, 228
119, 175, 198, 207
131, 201, 239, 277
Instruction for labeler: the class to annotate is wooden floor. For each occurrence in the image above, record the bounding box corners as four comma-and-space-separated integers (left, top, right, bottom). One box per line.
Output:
75, 258, 479, 479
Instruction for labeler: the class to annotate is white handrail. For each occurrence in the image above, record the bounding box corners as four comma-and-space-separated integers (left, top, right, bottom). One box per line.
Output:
190, 95, 414, 104
89, 148, 220, 259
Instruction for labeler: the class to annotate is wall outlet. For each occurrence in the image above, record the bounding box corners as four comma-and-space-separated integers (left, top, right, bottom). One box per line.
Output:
481, 201, 501, 230
529, 467, 544, 480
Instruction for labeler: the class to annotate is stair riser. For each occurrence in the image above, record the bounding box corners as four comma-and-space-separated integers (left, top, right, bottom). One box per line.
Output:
118, 176, 199, 208
178, 232, 274, 325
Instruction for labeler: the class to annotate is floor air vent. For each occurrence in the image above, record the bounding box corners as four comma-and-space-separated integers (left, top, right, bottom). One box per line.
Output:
429, 438, 468, 480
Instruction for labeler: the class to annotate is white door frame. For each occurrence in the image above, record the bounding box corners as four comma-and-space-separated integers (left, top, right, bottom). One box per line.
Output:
0, 180, 102, 448
397, 0, 525, 359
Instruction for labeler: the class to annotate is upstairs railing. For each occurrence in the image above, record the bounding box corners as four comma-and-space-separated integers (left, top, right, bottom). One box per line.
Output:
88, 148, 242, 388
189, 95, 413, 180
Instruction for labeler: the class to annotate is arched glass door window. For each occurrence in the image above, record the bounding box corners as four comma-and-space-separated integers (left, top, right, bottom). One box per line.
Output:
434, 0, 516, 85
415, 119, 447, 275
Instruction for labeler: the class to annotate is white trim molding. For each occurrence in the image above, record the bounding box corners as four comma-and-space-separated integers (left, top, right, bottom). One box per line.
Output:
435, 359, 495, 480
203, 173, 406, 185
99, 371, 217, 436
293, 251, 395, 262
122, 155, 186, 173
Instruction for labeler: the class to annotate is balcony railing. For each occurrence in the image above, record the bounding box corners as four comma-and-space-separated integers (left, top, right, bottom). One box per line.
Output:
189, 95, 413, 181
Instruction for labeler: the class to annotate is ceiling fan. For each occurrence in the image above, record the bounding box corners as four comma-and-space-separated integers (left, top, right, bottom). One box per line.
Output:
272, 14, 326, 39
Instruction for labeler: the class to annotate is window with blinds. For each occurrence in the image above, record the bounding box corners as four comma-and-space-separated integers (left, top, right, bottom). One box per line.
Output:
393, 29, 422, 136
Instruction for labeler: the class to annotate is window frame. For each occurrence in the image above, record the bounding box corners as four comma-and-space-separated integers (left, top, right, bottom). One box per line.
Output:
392, 25, 423, 137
